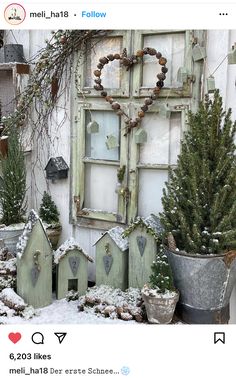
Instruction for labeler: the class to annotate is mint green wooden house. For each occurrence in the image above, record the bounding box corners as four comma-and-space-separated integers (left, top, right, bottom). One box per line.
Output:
54, 238, 93, 300
125, 214, 163, 289
94, 226, 129, 291
16, 210, 52, 309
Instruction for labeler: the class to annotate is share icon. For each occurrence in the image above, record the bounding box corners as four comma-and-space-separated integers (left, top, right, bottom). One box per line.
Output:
54, 332, 67, 344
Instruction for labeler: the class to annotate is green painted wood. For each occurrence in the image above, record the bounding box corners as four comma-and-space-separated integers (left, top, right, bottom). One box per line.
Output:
95, 235, 128, 291
128, 227, 157, 289
17, 220, 52, 309
56, 248, 89, 299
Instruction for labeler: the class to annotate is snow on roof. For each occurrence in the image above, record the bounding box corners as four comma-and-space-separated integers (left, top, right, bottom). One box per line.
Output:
94, 226, 129, 252
54, 237, 93, 264
16, 210, 48, 259
144, 214, 163, 234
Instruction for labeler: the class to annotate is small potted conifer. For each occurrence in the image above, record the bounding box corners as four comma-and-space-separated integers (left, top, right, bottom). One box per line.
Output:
0, 126, 26, 253
39, 191, 61, 249
142, 245, 179, 324
161, 90, 236, 324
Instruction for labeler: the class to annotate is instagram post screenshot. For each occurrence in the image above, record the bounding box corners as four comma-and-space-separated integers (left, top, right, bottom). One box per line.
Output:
0, 1, 236, 379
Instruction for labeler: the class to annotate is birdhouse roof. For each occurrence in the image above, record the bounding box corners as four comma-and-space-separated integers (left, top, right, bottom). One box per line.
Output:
54, 237, 93, 264
16, 209, 50, 259
94, 226, 129, 252
124, 214, 163, 240
45, 156, 68, 171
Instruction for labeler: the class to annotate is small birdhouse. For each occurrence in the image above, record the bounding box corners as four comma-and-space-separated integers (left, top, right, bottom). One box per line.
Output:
87, 121, 99, 134
16, 210, 52, 308
54, 238, 93, 300
105, 135, 119, 150
135, 128, 147, 144
159, 104, 171, 119
177, 67, 189, 83
45, 157, 69, 181
207, 76, 216, 93
192, 45, 207, 62
94, 226, 129, 291
228, 44, 236, 64
125, 214, 163, 289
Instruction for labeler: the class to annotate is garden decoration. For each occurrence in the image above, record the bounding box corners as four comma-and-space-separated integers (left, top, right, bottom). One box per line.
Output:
94, 226, 129, 291
124, 214, 163, 289
17, 210, 52, 309
161, 90, 236, 324
142, 245, 179, 324
93, 47, 168, 135
54, 238, 93, 300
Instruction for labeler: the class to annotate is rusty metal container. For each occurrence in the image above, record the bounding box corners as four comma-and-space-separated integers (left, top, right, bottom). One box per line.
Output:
165, 248, 236, 324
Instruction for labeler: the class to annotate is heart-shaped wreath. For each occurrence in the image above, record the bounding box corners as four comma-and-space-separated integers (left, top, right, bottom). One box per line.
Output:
93, 47, 168, 135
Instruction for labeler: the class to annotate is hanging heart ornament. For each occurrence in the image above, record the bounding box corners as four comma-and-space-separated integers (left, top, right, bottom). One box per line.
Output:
93, 47, 168, 134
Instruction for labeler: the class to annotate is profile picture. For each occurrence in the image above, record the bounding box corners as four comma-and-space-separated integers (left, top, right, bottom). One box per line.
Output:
4, 3, 26, 25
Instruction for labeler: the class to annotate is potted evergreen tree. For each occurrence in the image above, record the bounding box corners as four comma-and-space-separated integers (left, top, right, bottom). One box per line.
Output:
160, 90, 236, 324
39, 191, 61, 249
142, 245, 179, 324
0, 126, 26, 253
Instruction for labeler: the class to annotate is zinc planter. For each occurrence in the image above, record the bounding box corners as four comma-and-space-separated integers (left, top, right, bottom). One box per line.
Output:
44, 224, 62, 250
142, 287, 179, 324
165, 247, 236, 324
0, 223, 25, 254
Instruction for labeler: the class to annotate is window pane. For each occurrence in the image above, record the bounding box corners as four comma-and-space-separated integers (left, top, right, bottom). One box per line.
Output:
85, 111, 120, 161
138, 169, 168, 217
85, 37, 122, 88
139, 112, 181, 165
84, 164, 118, 213
142, 33, 185, 87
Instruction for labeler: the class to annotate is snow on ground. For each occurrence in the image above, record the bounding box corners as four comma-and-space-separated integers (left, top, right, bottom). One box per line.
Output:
0, 297, 136, 325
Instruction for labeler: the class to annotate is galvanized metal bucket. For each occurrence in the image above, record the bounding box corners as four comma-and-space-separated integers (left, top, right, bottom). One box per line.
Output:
165, 247, 236, 324
0, 225, 25, 254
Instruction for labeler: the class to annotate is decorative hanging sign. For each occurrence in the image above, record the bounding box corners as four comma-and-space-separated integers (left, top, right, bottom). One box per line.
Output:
31, 265, 40, 287
136, 236, 147, 257
93, 47, 168, 135
103, 255, 113, 275
68, 256, 80, 276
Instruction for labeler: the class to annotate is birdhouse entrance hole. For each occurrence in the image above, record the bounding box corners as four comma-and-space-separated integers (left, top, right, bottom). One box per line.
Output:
68, 279, 78, 291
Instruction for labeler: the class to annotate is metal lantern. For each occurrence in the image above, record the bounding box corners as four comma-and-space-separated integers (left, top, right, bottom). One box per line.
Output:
87, 120, 99, 134
177, 67, 189, 83
192, 45, 207, 62
207, 76, 216, 93
135, 128, 147, 144
105, 135, 119, 150
228, 44, 236, 64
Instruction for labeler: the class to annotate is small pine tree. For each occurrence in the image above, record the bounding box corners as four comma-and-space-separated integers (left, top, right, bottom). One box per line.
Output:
0, 126, 26, 225
160, 90, 236, 254
39, 191, 60, 224
149, 245, 175, 293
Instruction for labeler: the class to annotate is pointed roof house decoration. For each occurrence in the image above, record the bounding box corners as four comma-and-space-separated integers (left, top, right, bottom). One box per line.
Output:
94, 226, 129, 291
124, 214, 163, 289
54, 238, 93, 300
16, 210, 52, 308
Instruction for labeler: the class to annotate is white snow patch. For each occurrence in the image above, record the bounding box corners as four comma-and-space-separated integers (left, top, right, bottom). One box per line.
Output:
16, 210, 42, 259
107, 227, 128, 251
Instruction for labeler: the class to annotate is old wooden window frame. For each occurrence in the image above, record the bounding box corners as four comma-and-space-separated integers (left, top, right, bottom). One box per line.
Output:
71, 30, 204, 229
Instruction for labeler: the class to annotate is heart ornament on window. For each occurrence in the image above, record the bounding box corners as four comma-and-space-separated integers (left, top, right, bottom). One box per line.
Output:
93, 47, 168, 135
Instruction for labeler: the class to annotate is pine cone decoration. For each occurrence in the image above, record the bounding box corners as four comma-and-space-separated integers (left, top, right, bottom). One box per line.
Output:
107, 54, 114, 61
99, 57, 109, 64
136, 50, 144, 57
156, 52, 162, 59
111, 102, 121, 110
97, 63, 104, 70
157, 73, 166, 81
167, 232, 177, 251
159, 57, 167, 66
94, 70, 101, 77
162, 66, 168, 73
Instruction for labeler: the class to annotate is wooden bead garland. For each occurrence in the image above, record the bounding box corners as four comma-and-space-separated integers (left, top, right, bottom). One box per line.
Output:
93, 47, 168, 134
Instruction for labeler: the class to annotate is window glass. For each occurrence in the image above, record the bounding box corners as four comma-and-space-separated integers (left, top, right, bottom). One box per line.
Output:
85, 37, 122, 88
142, 33, 185, 88
85, 110, 120, 161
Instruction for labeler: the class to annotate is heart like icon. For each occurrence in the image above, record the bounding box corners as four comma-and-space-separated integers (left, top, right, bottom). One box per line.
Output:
8, 332, 22, 344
